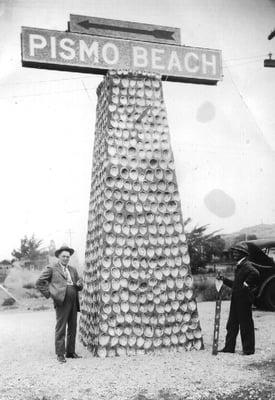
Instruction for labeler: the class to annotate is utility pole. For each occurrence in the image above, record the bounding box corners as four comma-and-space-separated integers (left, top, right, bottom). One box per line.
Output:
66, 229, 74, 246
65, 209, 79, 246
264, 29, 275, 67
264, 53, 275, 67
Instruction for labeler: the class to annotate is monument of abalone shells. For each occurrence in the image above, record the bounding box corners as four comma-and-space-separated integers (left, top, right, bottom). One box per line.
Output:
21, 13, 222, 358
79, 70, 203, 357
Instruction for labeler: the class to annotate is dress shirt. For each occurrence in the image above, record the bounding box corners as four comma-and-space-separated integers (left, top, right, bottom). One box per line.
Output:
60, 263, 74, 285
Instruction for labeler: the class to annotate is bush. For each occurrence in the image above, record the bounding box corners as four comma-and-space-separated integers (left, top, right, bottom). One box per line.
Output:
23, 282, 36, 289
4, 264, 41, 299
207, 268, 214, 273
25, 289, 40, 299
2, 297, 16, 306
32, 305, 50, 311
194, 277, 232, 302
202, 284, 231, 301
196, 267, 209, 275
225, 265, 234, 273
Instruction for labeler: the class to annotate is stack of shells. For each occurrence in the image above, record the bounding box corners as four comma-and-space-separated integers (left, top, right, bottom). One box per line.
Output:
79, 70, 203, 357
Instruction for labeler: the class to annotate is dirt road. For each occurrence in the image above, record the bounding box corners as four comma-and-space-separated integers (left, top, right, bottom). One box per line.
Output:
0, 302, 274, 400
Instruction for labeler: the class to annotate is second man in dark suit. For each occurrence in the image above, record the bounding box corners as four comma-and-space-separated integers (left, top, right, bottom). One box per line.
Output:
218, 243, 259, 355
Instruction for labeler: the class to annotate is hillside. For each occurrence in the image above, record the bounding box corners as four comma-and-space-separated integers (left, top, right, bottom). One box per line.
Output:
221, 223, 275, 249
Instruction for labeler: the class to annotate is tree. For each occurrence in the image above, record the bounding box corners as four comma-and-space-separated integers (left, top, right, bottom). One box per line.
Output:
11, 235, 43, 262
48, 240, 56, 257
184, 219, 225, 274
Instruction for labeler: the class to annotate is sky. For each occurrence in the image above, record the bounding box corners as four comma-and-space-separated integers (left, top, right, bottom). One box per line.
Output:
0, 0, 275, 263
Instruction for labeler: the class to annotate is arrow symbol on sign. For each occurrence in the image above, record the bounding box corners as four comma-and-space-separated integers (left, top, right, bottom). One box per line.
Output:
77, 20, 175, 40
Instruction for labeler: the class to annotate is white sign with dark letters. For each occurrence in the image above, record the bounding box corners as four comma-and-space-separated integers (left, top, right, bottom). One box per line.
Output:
21, 27, 222, 84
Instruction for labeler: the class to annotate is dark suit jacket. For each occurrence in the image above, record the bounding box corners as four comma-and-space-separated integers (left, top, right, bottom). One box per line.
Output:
36, 263, 83, 311
223, 257, 259, 302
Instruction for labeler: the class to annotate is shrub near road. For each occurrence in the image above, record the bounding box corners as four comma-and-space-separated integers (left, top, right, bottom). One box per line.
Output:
193, 274, 232, 302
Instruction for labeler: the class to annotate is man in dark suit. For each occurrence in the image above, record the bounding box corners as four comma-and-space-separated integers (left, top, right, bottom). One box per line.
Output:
217, 243, 259, 355
36, 246, 83, 363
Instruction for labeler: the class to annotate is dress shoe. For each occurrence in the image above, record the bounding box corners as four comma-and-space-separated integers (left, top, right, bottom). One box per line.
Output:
66, 352, 82, 358
218, 348, 235, 353
57, 355, 66, 363
243, 351, 254, 355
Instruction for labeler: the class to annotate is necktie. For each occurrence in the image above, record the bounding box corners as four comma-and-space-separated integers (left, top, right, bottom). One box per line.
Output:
63, 266, 72, 284
63, 266, 69, 280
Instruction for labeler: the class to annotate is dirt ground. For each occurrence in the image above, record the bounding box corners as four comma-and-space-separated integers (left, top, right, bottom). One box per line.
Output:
0, 300, 274, 400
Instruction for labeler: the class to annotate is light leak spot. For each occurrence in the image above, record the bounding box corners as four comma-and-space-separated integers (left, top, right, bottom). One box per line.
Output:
204, 189, 236, 218
196, 101, 216, 123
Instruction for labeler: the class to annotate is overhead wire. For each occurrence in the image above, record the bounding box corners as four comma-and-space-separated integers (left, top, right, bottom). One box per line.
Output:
0, 53, 268, 88
225, 63, 267, 142
81, 79, 94, 103
0, 74, 101, 87
224, 54, 266, 62
224, 57, 264, 69
0, 85, 98, 100
0, 53, 269, 100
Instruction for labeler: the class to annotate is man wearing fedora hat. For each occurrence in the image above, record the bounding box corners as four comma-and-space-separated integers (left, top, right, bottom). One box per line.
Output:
217, 243, 259, 355
36, 246, 83, 363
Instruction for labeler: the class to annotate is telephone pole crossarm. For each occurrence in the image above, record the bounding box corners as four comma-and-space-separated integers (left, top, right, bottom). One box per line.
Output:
264, 52, 275, 67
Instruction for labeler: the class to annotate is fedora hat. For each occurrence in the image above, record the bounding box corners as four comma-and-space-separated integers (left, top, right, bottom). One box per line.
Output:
55, 246, 74, 258
230, 242, 249, 255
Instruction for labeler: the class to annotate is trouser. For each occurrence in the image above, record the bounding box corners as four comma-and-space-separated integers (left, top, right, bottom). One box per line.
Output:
55, 285, 78, 356
223, 291, 255, 353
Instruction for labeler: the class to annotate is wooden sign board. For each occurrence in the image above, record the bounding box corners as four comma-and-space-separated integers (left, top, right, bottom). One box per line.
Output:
21, 27, 222, 84
69, 14, 181, 46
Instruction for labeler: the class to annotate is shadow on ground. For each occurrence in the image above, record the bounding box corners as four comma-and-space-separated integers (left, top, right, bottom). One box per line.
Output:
246, 358, 275, 383
131, 384, 275, 400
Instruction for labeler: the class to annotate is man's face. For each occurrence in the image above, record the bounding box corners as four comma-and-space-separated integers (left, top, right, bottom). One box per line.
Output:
59, 251, 70, 266
232, 250, 245, 262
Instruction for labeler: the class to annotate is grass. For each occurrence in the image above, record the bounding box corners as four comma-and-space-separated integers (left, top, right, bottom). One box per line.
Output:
25, 288, 41, 298
32, 305, 51, 311
132, 389, 184, 400
23, 282, 36, 289
2, 297, 16, 306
